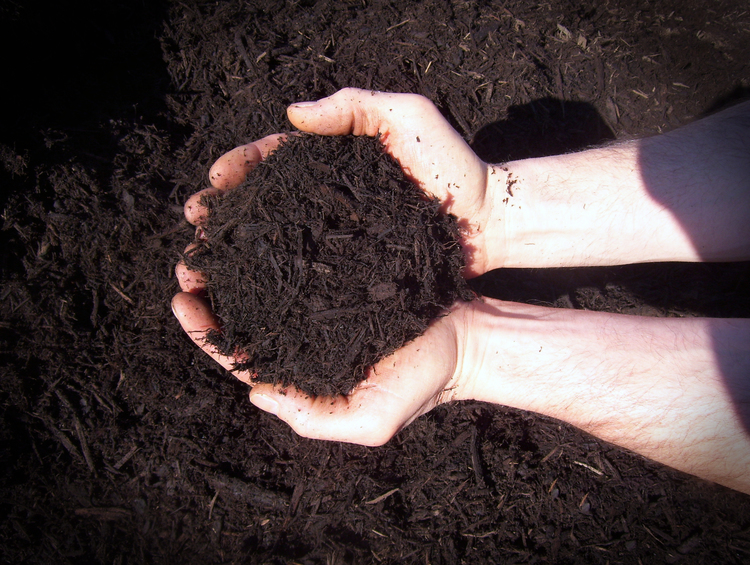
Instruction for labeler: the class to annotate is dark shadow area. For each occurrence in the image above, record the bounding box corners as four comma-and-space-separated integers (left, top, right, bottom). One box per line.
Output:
472, 262, 750, 318
700, 85, 750, 117
470, 98, 615, 163
0, 0, 173, 200
0, 0, 178, 281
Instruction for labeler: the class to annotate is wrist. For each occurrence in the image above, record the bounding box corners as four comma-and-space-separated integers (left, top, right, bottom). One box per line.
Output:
482, 155, 591, 269
452, 298, 543, 406
476, 158, 544, 271
454, 162, 507, 277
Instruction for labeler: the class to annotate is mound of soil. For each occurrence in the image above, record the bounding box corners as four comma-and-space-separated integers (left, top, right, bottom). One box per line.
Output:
187, 135, 472, 395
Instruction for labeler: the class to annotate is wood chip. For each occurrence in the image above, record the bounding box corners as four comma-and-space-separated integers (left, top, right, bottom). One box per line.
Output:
365, 488, 400, 505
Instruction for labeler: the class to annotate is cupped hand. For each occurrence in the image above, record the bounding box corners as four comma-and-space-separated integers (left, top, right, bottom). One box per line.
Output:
174, 267, 473, 446
250, 301, 473, 445
172, 89, 491, 445
287, 88, 497, 277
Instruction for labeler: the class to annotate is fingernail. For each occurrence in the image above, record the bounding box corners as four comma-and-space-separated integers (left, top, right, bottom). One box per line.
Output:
291, 100, 317, 108
250, 393, 278, 415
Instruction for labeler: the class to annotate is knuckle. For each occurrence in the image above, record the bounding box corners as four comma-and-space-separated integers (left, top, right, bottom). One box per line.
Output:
404, 93, 436, 115
337, 86, 355, 96
285, 407, 315, 437
351, 105, 374, 137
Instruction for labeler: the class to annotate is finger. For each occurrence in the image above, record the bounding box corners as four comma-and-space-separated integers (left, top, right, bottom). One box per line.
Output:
175, 243, 207, 293
187, 134, 286, 224
254, 133, 285, 159
184, 188, 220, 226
208, 133, 286, 190
171, 292, 255, 385
287, 87, 435, 138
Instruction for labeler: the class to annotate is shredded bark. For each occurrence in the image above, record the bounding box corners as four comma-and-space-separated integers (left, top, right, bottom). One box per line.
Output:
186, 134, 473, 395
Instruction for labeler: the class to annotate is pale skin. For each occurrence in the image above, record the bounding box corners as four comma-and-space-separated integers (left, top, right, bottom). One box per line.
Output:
172, 88, 750, 494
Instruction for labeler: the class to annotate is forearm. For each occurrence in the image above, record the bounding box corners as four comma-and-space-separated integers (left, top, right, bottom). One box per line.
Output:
456, 298, 750, 493
483, 101, 750, 269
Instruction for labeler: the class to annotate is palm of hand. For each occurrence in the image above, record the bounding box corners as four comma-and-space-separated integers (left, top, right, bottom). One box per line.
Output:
255, 301, 467, 446
173, 89, 483, 445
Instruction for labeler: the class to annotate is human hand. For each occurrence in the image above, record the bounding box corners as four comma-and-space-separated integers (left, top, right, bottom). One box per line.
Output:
172, 89, 489, 444
248, 301, 473, 445
286, 88, 499, 277
174, 283, 471, 445
174, 254, 473, 445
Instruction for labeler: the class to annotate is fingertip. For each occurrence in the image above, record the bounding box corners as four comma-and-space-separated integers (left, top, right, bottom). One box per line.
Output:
288, 88, 399, 138
249, 391, 279, 416
171, 290, 187, 313
287, 101, 317, 119
287, 90, 357, 135
175, 260, 207, 294
209, 143, 263, 189
171, 292, 218, 334
171, 292, 193, 328
184, 188, 218, 225
286, 102, 318, 132
255, 133, 286, 158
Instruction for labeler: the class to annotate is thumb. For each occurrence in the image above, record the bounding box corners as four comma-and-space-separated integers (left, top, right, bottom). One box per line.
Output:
287, 87, 438, 138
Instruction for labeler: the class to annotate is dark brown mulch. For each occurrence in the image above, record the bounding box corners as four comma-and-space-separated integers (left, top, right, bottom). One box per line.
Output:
187, 134, 471, 396
1, 0, 750, 563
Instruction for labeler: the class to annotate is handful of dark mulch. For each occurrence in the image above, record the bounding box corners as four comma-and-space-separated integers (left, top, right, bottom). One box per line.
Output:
185, 134, 473, 396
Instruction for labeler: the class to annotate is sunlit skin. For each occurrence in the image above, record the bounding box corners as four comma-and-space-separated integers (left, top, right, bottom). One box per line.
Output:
172, 89, 750, 494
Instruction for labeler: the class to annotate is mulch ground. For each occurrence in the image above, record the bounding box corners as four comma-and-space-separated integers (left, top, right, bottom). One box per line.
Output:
1, 0, 750, 563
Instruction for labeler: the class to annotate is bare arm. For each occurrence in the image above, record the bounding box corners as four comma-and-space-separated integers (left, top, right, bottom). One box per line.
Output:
464, 102, 750, 493
454, 299, 750, 494
489, 100, 750, 268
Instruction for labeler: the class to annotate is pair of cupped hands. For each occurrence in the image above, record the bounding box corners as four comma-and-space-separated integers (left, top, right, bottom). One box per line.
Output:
172, 88, 500, 445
